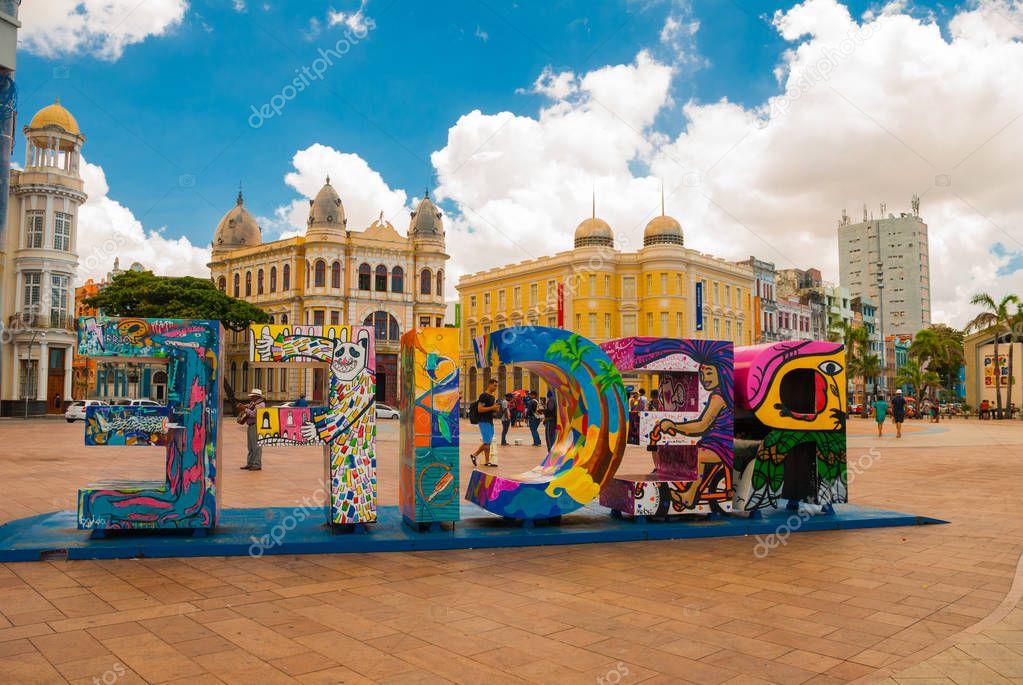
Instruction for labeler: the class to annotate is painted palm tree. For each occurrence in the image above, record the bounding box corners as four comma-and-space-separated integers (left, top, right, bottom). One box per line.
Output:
966, 293, 1019, 418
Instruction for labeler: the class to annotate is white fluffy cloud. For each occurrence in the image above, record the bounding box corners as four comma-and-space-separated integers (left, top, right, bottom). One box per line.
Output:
76, 160, 210, 284
327, 0, 372, 35
19, 0, 188, 61
268, 143, 410, 238
430, 0, 1023, 327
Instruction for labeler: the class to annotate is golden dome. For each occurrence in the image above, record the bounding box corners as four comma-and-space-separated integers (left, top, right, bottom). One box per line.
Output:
410, 191, 444, 237
29, 97, 80, 136
643, 214, 684, 247
574, 216, 614, 248
213, 191, 262, 251
307, 177, 346, 232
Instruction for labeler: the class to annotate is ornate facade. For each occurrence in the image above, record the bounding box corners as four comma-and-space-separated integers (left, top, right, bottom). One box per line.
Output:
208, 183, 448, 406
0, 98, 86, 415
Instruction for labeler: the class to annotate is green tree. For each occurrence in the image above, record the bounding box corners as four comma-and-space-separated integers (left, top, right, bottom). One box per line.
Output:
965, 293, 1019, 418
909, 326, 964, 399
84, 270, 270, 332
894, 358, 941, 404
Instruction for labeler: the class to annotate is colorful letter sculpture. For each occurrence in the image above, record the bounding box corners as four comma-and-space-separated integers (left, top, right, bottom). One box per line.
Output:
85, 406, 172, 446
250, 324, 377, 525
77, 317, 222, 530
732, 341, 848, 511
599, 337, 735, 516
465, 327, 628, 520
398, 328, 460, 527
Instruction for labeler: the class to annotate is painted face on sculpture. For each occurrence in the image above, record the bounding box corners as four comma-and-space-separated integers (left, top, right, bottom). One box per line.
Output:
760, 349, 846, 431
332, 329, 370, 383
699, 364, 720, 391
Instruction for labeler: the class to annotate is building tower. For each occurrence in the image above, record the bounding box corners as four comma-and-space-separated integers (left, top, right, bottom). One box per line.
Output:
409, 190, 448, 331
1, 97, 87, 415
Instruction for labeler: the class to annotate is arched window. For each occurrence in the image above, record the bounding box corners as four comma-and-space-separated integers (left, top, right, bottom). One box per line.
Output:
436, 269, 444, 298
230, 362, 237, 391
244, 271, 252, 296
314, 260, 326, 287
391, 266, 404, 293
268, 314, 275, 324
358, 263, 371, 290
242, 361, 249, 391
420, 268, 432, 295
257, 268, 265, 295
363, 311, 401, 341
280, 313, 288, 324
270, 266, 277, 293
282, 264, 291, 290
375, 265, 388, 291
233, 273, 240, 297
217, 276, 226, 292
331, 261, 341, 288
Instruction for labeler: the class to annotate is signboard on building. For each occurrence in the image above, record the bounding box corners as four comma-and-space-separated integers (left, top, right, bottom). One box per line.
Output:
695, 281, 704, 331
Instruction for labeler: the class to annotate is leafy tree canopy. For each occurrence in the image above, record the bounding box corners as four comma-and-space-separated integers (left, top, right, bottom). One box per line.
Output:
83, 270, 269, 332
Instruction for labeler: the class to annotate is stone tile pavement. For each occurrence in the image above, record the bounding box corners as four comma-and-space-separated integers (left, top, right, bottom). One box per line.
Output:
0, 415, 1020, 683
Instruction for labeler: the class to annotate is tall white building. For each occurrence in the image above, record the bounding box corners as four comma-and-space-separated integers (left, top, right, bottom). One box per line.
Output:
838, 199, 932, 337
0, 98, 86, 416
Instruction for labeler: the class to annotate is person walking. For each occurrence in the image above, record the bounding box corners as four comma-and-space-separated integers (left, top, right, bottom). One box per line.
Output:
637, 389, 648, 412
241, 388, 266, 470
500, 393, 513, 446
543, 389, 558, 451
469, 379, 500, 467
891, 389, 906, 438
526, 390, 542, 446
873, 394, 889, 438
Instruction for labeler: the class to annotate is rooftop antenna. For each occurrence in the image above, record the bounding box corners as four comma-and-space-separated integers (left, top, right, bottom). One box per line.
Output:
660, 179, 665, 216
591, 181, 596, 219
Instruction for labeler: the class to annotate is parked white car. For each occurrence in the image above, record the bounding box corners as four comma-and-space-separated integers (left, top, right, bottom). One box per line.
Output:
376, 403, 400, 420
65, 400, 110, 423
110, 399, 163, 407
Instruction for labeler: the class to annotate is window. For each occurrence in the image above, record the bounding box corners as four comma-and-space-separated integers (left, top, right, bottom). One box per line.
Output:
498, 290, 506, 310
661, 312, 669, 335
676, 274, 683, 294
436, 316, 443, 327
436, 270, 444, 297
484, 293, 490, 308
646, 274, 652, 295
280, 368, 287, 392
737, 322, 744, 343
725, 285, 731, 306
332, 262, 342, 288
575, 314, 581, 331
713, 282, 720, 304
218, 276, 226, 292
646, 312, 654, 334
54, 212, 72, 251
547, 315, 557, 327
233, 273, 240, 297
22, 272, 41, 309
358, 263, 371, 290
713, 318, 720, 337
372, 265, 386, 291
245, 271, 252, 296
280, 313, 288, 324
267, 369, 275, 393
623, 276, 636, 299
268, 315, 275, 324
257, 269, 265, 295
513, 286, 521, 308
26, 210, 44, 248
588, 313, 597, 337
313, 310, 325, 326
420, 269, 433, 295
330, 310, 339, 326
469, 326, 477, 340
589, 275, 596, 295
364, 311, 400, 341
726, 319, 732, 338
736, 286, 741, 305
391, 266, 404, 293
661, 273, 668, 294
314, 260, 326, 287
282, 264, 291, 290
604, 275, 611, 295
676, 312, 683, 336
254, 368, 263, 389
604, 313, 612, 336
424, 316, 434, 329
470, 295, 477, 313
270, 266, 277, 292
19, 360, 38, 399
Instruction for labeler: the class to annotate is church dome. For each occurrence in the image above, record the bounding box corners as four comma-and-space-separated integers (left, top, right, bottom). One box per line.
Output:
307, 177, 346, 232
643, 214, 684, 247
213, 191, 262, 251
574, 217, 614, 248
409, 191, 444, 237
29, 97, 80, 136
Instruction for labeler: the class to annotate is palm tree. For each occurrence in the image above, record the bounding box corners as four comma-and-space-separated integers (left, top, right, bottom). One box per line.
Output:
830, 321, 869, 401
894, 358, 939, 405
909, 326, 965, 400
860, 352, 882, 398
966, 293, 1019, 418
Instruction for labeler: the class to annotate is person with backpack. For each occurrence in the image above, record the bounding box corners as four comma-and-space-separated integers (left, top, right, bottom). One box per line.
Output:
469, 379, 500, 468
500, 393, 513, 446
891, 389, 907, 438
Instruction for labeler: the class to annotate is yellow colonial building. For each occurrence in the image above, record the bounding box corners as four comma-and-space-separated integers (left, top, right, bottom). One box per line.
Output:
208, 182, 448, 406
456, 208, 755, 399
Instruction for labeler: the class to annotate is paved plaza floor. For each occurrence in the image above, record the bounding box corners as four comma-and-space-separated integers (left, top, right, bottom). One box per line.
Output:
0, 415, 1020, 684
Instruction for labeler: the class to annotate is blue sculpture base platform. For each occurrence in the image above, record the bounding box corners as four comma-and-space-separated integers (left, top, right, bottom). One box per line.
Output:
0, 503, 945, 562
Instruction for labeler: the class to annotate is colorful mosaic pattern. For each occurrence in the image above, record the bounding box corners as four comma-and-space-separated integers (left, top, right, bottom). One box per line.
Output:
465, 327, 627, 520
398, 328, 460, 525
77, 317, 221, 530
599, 337, 735, 516
250, 324, 377, 525
84, 406, 171, 446
732, 341, 848, 511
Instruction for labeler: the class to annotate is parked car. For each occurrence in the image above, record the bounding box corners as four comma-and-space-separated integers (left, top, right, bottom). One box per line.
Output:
376, 403, 400, 420
65, 400, 109, 422
849, 403, 864, 416
109, 399, 163, 407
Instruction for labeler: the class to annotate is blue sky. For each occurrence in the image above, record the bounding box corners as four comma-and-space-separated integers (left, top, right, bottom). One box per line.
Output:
14, 0, 1022, 326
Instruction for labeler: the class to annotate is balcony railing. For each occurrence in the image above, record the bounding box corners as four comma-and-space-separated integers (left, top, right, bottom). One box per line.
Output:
7, 311, 76, 331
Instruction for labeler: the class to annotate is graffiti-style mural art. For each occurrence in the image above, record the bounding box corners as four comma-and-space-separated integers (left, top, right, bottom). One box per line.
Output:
398, 328, 460, 526
599, 337, 735, 516
84, 406, 171, 446
732, 341, 847, 511
77, 317, 221, 530
256, 407, 324, 445
251, 324, 377, 525
465, 327, 627, 520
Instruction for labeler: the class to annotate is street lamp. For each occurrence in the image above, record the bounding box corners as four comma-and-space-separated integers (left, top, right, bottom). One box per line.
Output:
23, 329, 45, 419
